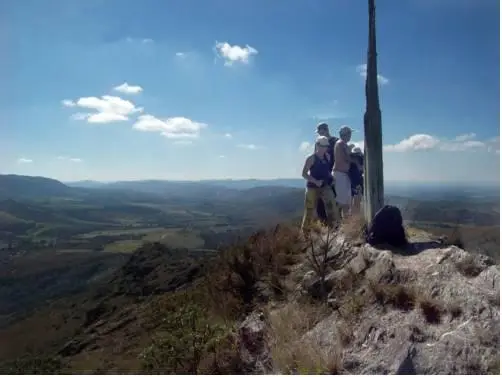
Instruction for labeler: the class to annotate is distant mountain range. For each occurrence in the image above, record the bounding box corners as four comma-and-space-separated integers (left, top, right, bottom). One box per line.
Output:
1, 174, 499, 203
0, 174, 306, 204
66, 177, 500, 201
66, 178, 306, 190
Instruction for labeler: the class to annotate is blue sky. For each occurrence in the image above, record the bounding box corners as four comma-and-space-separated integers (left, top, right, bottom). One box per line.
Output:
1, 0, 500, 183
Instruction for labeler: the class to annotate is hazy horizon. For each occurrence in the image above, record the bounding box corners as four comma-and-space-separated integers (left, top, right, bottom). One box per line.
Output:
2, 172, 499, 189
64, 177, 500, 188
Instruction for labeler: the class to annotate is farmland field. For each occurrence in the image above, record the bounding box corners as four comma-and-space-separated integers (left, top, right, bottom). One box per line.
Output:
77, 227, 167, 239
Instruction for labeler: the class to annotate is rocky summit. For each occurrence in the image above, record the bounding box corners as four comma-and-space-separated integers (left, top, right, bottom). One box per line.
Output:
240, 230, 500, 375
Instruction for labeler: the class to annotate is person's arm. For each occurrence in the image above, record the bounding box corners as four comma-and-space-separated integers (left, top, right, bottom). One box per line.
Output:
342, 144, 351, 165
302, 155, 321, 186
332, 143, 339, 174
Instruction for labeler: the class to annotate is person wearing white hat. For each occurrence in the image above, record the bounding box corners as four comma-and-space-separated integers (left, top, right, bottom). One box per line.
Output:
315, 122, 338, 224
333, 126, 354, 217
300, 135, 340, 233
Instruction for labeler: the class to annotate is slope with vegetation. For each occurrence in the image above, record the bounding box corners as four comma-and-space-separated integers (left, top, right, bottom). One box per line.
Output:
0, 174, 498, 373
0, 219, 498, 374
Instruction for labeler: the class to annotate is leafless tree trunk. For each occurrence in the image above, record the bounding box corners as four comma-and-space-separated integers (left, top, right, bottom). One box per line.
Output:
363, 0, 385, 225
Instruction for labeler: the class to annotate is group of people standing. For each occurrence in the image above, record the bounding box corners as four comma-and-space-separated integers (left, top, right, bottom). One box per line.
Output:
300, 122, 364, 233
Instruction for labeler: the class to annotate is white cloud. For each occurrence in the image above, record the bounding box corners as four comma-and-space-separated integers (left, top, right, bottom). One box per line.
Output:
384, 134, 439, 152
454, 133, 476, 142
87, 112, 129, 123
61, 99, 76, 107
215, 41, 258, 66
175, 52, 186, 58
126, 37, 153, 44
439, 140, 486, 152
485, 136, 500, 154
57, 156, 82, 162
384, 133, 498, 153
113, 82, 143, 95
66, 95, 143, 124
219, 155, 226, 158
132, 114, 207, 139
488, 136, 499, 143
238, 144, 261, 150
17, 158, 32, 164
357, 64, 389, 85
299, 141, 311, 152
70, 112, 91, 121
173, 140, 193, 145
224, 133, 233, 139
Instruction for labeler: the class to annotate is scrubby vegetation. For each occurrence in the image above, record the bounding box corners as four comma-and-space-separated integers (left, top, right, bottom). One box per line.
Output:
0, 215, 499, 374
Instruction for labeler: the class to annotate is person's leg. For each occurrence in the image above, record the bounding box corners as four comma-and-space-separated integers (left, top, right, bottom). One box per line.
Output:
343, 173, 354, 218
316, 197, 328, 225
334, 172, 351, 218
331, 182, 342, 221
319, 186, 340, 228
300, 187, 318, 234
352, 185, 362, 215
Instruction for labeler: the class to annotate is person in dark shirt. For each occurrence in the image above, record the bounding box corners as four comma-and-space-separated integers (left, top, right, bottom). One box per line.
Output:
300, 136, 340, 233
348, 147, 364, 215
314, 123, 338, 224
316, 123, 337, 169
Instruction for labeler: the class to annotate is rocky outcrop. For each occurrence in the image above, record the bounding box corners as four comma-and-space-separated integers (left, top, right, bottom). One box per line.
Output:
238, 311, 273, 374
250, 231, 500, 375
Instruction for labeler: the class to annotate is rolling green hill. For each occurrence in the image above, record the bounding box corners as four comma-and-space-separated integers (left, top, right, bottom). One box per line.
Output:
0, 175, 74, 200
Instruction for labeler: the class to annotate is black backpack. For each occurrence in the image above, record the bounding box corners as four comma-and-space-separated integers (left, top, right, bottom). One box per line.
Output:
366, 205, 408, 248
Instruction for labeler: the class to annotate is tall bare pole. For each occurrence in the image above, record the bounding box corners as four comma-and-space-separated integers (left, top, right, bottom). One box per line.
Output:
363, 0, 384, 224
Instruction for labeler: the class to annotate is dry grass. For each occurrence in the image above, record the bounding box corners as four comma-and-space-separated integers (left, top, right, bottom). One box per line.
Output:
203, 224, 305, 320
340, 214, 366, 245
416, 297, 443, 324
455, 254, 484, 278
338, 289, 367, 318
487, 355, 500, 375
267, 302, 342, 374
369, 282, 416, 311
405, 226, 431, 240
367, 281, 461, 324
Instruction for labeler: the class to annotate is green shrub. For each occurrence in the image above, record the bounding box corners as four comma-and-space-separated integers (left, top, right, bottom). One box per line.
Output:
139, 303, 228, 374
0, 356, 64, 374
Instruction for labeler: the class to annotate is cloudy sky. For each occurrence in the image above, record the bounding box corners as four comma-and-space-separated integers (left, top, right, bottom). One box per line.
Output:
1, 0, 500, 183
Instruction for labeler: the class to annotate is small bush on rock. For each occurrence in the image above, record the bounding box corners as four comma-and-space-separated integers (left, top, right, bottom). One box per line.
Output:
205, 225, 304, 318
